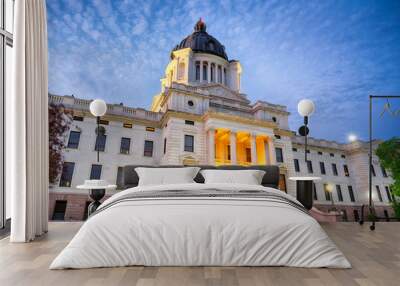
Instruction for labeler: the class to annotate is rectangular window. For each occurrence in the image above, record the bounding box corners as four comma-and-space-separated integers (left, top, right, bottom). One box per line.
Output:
95, 134, 107, 152
227, 145, 231, 161
385, 186, 392, 202
184, 135, 194, 152
375, 186, 383, 202
275, 148, 283, 163
99, 119, 109, 125
59, 162, 75, 187
330, 153, 334, 157
341, 154, 346, 159
1, 0, 14, 229
195, 62, 200, 81
73, 116, 84, 121
116, 167, 124, 189
123, 122, 133, 128
144, 140, 154, 157
381, 166, 388, 177
246, 148, 251, 163
324, 184, 331, 201
294, 159, 300, 172
146, 127, 155, 132
90, 164, 102, 180
343, 165, 349, 177
185, 120, 195, 125
348, 186, 355, 202
371, 165, 376, 176
319, 162, 326, 175
67, 131, 81, 149
307, 160, 313, 174
313, 184, 318, 200
223, 68, 227, 85
336, 185, 343, 202
163, 138, 167, 154
52, 200, 67, 221
292, 148, 297, 152
203, 63, 208, 81
120, 137, 131, 154
306, 150, 310, 154
318, 151, 323, 155
274, 135, 281, 139
332, 163, 338, 176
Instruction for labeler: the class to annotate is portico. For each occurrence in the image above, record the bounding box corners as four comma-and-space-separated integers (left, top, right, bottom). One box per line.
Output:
207, 128, 276, 166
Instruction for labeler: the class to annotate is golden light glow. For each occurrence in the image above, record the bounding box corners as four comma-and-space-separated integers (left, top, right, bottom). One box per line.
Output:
236, 132, 251, 165
214, 129, 274, 166
325, 183, 334, 192
256, 135, 268, 165
215, 128, 231, 165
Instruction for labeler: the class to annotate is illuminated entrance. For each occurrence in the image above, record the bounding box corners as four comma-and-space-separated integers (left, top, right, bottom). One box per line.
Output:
212, 128, 275, 166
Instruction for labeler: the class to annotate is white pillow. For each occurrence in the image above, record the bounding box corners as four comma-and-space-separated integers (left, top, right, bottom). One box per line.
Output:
135, 167, 200, 186
200, 169, 266, 185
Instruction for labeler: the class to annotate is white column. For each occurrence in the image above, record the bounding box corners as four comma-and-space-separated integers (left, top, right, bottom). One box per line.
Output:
268, 137, 276, 164
208, 128, 215, 165
230, 131, 237, 164
250, 133, 257, 165
264, 139, 270, 164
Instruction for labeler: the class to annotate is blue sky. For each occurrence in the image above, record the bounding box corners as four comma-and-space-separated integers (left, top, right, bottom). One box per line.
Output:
47, 0, 400, 143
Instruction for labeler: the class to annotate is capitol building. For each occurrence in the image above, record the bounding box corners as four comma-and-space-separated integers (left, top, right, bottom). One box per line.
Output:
49, 19, 394, 221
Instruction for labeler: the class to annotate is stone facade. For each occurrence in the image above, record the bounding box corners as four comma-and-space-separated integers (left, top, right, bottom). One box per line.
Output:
49, 20, 395, 222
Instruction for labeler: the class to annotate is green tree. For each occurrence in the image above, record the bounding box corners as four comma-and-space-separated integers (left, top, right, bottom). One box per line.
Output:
376, 137, 400, 218
48, 103, 73, 184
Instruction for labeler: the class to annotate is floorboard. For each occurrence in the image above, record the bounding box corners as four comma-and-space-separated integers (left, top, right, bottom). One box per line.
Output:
0, 222, 399, 286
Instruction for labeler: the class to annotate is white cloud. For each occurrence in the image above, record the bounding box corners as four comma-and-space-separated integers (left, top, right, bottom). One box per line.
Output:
131, 16, 148, 35
47, 0, 400, 141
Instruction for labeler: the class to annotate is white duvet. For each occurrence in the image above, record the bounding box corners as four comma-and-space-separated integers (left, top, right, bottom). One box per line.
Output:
50, 183, 351, 269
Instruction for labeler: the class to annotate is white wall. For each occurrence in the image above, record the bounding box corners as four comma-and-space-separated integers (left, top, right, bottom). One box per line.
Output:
53, 117, 162, 192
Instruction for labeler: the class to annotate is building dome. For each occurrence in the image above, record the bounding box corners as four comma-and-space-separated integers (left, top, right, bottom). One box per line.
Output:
172, 19, 228, 60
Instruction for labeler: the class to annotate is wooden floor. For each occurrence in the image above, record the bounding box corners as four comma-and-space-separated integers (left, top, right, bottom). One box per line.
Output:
0, 222, 399, 286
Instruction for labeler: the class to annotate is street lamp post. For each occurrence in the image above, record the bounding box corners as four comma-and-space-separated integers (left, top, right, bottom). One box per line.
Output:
77, 99, 116, 216
89, 99, 107, 163
297, 99, 315, 162
290, 99, 319, 211
326, 183, 336, 212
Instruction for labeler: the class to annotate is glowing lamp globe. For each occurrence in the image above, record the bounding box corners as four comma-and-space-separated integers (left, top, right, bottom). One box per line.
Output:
297, 99, 315, 117
348, 133, 357, 142
90, 99, 107, 117
326, 183, 334, 192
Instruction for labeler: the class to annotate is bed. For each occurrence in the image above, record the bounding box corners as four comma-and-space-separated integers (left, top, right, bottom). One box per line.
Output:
50, 165, 351, 269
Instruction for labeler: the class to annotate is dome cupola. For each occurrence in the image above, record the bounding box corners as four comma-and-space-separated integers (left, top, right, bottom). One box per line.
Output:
172, 19, 228, 60
194, 18, 206, 32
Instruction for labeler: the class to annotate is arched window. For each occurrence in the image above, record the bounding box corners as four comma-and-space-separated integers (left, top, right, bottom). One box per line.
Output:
210, 63, 215, 82
202, 62, 208, 81
177, 62, 185, 80
195, 61, 200, 81
218, 66, 222, 83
